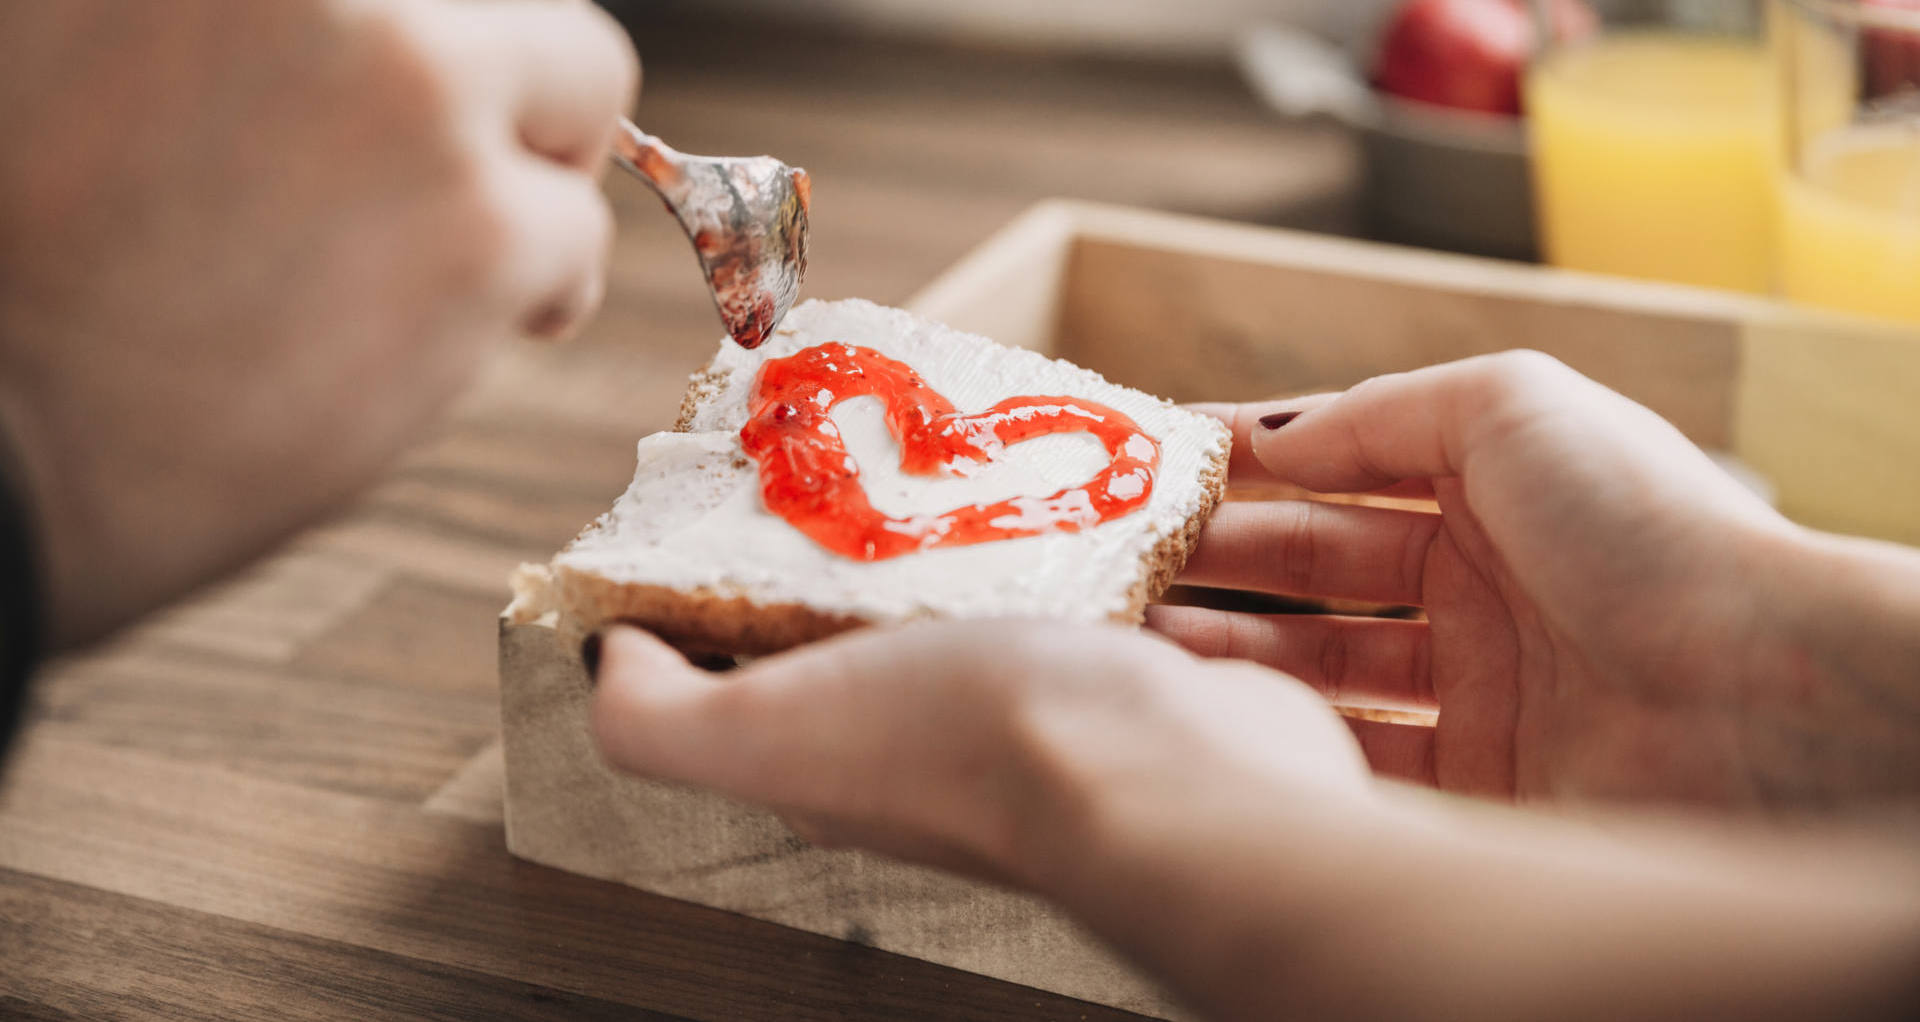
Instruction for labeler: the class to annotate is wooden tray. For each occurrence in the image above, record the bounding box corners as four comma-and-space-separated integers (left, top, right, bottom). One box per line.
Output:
499, 201, 1920, 1022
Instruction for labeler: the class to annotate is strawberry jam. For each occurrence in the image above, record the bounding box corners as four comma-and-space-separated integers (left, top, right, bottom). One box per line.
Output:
739, 343, 1160, 561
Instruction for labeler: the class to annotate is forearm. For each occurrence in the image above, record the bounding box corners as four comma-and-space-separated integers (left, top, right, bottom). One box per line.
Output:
1786, 529, 1920, 705
1042, 781, 1920, 1022
1750, 528, 1920, 803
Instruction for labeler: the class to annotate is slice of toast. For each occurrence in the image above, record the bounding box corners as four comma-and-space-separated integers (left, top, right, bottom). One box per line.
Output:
516, 298, 1231, 656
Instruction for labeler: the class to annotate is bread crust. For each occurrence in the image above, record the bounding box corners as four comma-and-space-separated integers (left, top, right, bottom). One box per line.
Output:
553, 567, 872, 657
564, 345, 1233, 657
1118, 445, 1228, 625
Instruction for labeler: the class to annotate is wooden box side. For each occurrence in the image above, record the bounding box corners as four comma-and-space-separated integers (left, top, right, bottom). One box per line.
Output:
1049, 202, 1747, 448
498, 615, 1186, 1021
904, 201, 1079, 356
1737, 316, 1920, 546
1059, 238, 1742, 447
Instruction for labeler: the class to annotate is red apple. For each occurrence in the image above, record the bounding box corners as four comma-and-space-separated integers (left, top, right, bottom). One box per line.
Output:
1863, 0, 1920, 101
1373, 0, 1598, 116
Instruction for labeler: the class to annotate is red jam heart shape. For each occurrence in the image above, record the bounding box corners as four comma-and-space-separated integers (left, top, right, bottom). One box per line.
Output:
740, 343, 1160, 561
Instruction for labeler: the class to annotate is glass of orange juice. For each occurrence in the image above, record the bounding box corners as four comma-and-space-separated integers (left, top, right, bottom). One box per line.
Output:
1775, 0, 1920, 324
1527, 1, 1774, 292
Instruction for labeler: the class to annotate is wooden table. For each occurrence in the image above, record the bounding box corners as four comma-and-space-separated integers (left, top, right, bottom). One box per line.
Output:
0, 18, 1349, 1020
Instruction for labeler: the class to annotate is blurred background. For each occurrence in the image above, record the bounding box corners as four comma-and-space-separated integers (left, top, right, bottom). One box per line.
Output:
527, 0, 1913, 536
586, 0, 1918, 325
589, 0, 1372, 305
494, 0, 1915, 539
539, 0, 1377, 428
622, 0, 1398, 56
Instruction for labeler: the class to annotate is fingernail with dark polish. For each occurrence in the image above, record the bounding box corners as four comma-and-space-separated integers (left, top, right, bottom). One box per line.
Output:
581, 631, 604, 684
1259, 411, 1301, 430
688, 652, 741, 673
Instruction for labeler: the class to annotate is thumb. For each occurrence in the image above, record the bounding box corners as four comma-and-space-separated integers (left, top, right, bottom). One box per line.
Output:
587, 624, 729, 781
1250, 351, 1776, 527
1245, 354, 1565, 493
586, 621, 907, 814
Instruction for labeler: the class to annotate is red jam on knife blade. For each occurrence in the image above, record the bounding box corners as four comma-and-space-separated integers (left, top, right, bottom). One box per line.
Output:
740, 343, 1161, 561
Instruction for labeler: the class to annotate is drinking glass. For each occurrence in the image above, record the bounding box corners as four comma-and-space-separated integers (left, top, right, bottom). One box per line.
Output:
1775, 0, 1920, 324
1527, 0, 1773, 292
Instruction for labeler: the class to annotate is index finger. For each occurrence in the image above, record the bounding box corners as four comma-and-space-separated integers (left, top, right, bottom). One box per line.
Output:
1186, 395, 1338, 490
1188, 395, 1435, 501
1247, 352, 1589, 495
1245, 351, 1782, 533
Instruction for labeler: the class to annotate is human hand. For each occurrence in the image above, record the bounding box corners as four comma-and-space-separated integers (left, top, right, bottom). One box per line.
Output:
588, 619, 1372, 888
0, 0, 637, 646
587, 352, 1920, 1021
587, 601, 1920, 1022
1153, 351, 1920, 810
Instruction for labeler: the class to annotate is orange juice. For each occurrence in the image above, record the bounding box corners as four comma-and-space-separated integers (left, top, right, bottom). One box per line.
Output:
1779, 125, 1920, 324
1527, 34, 1774, 292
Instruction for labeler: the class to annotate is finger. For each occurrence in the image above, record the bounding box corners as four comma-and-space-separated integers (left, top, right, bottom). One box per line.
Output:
1176, 500, 1441, 606
1187, 397, 1436, 500
1346, 717, 1437, 785
587, 626, 734, 783
1247, 360, 1509, 494
492, 156, 613, 340
1146, 606, 1436, 711
1186, 396, 1334, 489
1252, 352, 1788, 538
589, 625, 889, 807
1245, 351, 1619, 494
467, 0, 639, 170
589, 622, 982, 823
590, 620, 1207, 874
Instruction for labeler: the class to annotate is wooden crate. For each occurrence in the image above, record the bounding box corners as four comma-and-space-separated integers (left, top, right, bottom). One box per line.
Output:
500, 201, 1920, 1022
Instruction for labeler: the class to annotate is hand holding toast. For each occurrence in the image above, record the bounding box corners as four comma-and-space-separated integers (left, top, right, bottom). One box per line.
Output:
590, 352, 1920, 1022
589, 619, 1370, 886
590, 622, 1920, 1022
0, 0, 638, 646
1156, 350, 1920, 810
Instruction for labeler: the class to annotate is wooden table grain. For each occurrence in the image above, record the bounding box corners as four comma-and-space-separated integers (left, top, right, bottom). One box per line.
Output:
0, 18, 1351, 1020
